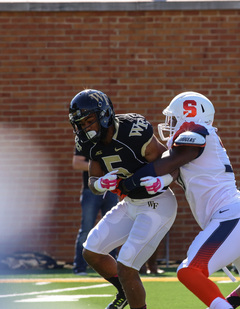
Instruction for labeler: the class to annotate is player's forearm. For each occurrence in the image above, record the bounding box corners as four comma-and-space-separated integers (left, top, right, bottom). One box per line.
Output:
122, 147, 194, 192
122, 157, 177, 193
72, 156, 89, 171
88, 176, 104, 195
73, 162, 89, 171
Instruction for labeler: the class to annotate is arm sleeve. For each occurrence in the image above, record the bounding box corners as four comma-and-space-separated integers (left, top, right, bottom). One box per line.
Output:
123, 162, 157, 192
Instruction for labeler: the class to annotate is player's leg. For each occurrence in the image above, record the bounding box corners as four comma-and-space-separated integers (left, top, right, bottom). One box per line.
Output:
117, 262, 146, 309
227, 286, 240, 309
226, 258, 240, 308
177, 218, 240, 309
83, 200, 134, 308
117, 189, 177, 308
83, 200, 133, 273
101, 191, 119, 260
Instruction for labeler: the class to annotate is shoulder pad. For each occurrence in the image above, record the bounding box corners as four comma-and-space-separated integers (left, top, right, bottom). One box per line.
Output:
174, 131, 206, 147
174, 122, 209, 139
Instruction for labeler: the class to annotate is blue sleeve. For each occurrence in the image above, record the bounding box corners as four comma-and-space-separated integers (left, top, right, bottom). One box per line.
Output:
123, 162, 157, 192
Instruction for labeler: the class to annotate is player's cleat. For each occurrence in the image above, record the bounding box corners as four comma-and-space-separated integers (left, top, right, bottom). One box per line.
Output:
226, 295, 240, 308
74, 271, 87, 276
73, 267, 87, 276
105, 293, 128, 309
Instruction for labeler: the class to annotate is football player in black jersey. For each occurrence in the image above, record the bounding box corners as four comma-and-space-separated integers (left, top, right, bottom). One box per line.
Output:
69, 89, 178, 309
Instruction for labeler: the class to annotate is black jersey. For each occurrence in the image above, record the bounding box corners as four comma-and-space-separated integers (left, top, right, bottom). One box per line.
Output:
75, 113, 159, 199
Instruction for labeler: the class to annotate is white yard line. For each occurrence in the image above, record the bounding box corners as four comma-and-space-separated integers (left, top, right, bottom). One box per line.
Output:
0, 283, 111, 298
15, 294, 113, 302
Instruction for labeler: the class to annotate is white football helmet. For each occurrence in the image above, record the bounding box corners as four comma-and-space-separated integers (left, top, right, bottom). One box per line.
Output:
158, 91, 215, 141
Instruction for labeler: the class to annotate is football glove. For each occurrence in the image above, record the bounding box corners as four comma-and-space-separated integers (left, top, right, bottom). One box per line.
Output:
94, 170, 118, 193
140, 174, 173, 194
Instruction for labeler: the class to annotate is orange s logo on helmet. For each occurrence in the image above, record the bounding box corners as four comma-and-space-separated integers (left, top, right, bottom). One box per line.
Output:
183, 100, 197, 117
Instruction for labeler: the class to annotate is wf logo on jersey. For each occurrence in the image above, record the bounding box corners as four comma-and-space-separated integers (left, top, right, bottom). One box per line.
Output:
129, 119, 148, 136
148, 201, 158, 209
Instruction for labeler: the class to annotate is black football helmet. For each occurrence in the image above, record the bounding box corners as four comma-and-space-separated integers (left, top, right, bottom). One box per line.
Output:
69, 89, 115, 143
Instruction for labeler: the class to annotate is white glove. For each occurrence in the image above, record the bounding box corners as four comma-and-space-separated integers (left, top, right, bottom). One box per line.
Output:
94, 170, 118, 193
140, 174, 173, 194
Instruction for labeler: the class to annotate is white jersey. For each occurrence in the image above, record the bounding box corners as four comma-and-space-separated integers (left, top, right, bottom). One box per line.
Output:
169, 121, 240, 229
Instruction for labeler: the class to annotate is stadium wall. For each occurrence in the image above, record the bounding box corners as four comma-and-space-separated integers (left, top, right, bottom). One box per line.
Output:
1, 1, 240, 265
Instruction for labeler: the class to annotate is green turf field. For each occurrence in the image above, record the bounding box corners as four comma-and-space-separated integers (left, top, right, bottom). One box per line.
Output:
0, 268, 239, 309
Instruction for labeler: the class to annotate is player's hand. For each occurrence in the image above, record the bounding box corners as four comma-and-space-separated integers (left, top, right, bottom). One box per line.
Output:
140, 176, 164, 194
94, 170, 119, 192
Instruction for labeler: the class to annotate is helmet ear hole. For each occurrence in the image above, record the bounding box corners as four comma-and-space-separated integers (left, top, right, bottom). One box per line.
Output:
201, 104, 205, 113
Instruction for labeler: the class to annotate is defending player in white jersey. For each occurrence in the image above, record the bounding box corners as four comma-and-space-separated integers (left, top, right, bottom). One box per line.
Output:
120, 92, 240, 309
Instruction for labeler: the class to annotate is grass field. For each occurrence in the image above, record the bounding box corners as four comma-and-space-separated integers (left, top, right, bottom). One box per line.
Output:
0, 267, 239, 309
